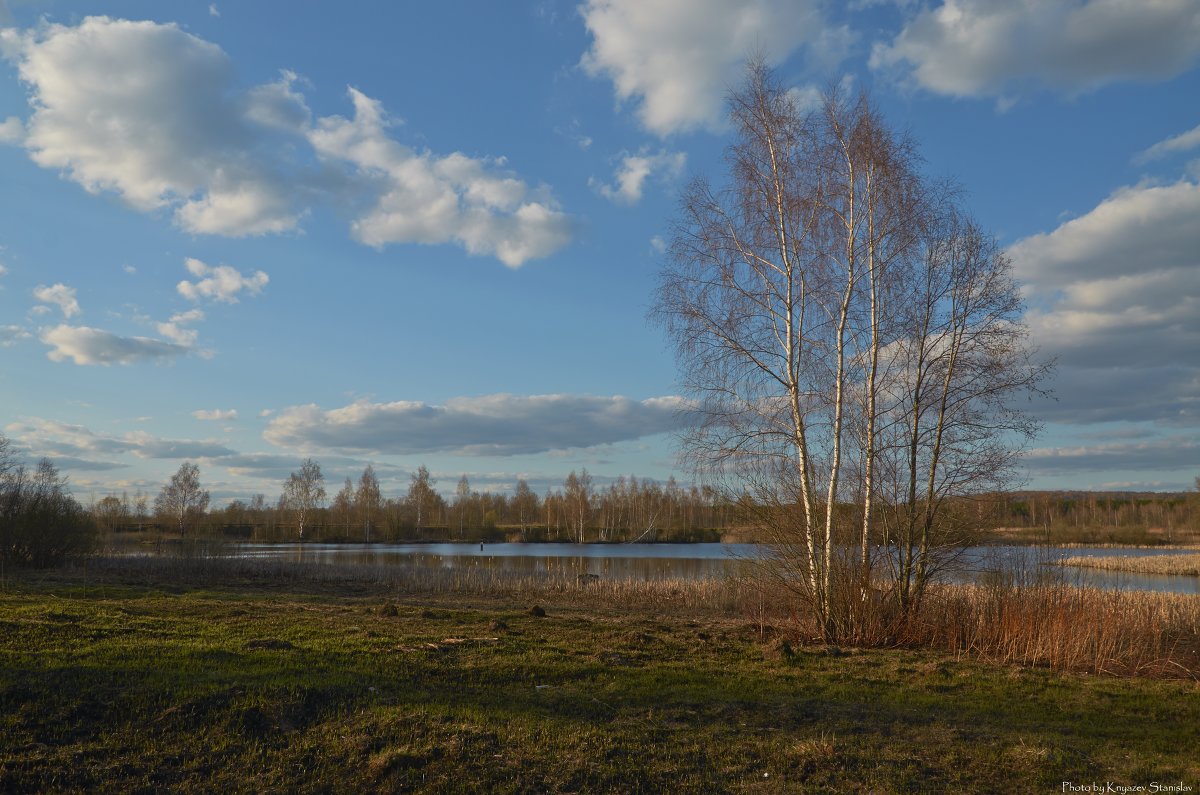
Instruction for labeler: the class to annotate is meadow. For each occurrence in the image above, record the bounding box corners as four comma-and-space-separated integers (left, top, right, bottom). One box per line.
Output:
1, 557, 1198, 793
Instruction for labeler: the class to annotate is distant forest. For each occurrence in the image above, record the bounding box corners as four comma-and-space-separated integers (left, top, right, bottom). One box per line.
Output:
89, 461, 1200, 545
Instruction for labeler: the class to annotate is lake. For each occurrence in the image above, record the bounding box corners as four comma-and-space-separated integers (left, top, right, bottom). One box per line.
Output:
228, 541, 1200, 595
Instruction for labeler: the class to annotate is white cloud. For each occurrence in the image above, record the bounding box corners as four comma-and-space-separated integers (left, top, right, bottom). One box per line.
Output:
40, 324, 190, 365
3, 17, 572, 267
32, 282, 80, 318
580, 0, 846, 135
193, 408, 238, 421
593, 149, 686, 204
1137, 122, 1200, 163
0, 324, 30, 346
1010, 178, 1200, 425
0, 115, 23, 144
872, 0, 1200, 101
264, 393, 688, 455
122, 264, 137, 275
4, 17, 308, 237
309, 89, 572, 267
156, 308, 206, 346
177, 258, 268, 303
208, 4, 220, 17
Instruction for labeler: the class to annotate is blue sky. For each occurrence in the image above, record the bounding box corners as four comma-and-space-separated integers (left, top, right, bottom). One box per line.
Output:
1, 0, 1198, 504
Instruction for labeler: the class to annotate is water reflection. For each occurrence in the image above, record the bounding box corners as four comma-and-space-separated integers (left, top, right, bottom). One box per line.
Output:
219, 542, 1200, 594
233, 542, 764, 581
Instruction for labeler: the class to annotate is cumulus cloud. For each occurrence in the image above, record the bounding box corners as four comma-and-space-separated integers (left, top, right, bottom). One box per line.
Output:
40, 324, 190, 365
4, 17, 307, 236
263, 393, 688, 456
1009, 178, 1200, 425
871, 0, 1200, 101
1137, 122, 1200, 164
580, 0, 847, 135
3, 17, 569, 265
177, 258, 268, 303
593, 149, 685, 204
193, 408, 237, 421
309, 89, 572, 267
156, 308, 206, 346
32, 282, 80, 318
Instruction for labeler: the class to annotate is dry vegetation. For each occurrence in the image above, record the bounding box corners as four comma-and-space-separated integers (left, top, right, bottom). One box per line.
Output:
1059, 553, 1200, 578
70, 554, 1200, 680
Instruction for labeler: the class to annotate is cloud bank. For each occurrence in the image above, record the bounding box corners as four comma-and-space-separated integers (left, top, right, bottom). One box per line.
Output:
1010, 178, 1200, 425
263, 393, 688, 456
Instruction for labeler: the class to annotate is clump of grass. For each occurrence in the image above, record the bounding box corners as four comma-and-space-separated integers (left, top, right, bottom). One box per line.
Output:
1059, 553, 1200, 577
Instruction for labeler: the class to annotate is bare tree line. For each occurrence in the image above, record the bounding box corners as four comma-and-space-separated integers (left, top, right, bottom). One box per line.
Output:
92, 460, 736, 544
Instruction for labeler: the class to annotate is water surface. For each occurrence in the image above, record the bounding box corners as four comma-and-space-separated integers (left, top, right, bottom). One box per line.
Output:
228, 541, 1200, 594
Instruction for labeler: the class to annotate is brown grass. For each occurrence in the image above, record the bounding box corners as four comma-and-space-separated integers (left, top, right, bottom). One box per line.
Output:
1059, 553, 1200, 577
901, 580, 1200, 678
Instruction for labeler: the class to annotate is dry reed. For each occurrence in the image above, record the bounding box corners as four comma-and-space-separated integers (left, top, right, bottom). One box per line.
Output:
1059, 553, 1200, 577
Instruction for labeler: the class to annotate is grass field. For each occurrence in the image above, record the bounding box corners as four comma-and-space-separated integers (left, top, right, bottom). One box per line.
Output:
1, 561, 1198, 793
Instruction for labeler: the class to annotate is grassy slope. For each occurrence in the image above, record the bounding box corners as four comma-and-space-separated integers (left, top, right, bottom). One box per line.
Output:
1, 573, 1197, 793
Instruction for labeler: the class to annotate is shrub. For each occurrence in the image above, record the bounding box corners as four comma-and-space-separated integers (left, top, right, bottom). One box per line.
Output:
0, 458, 96, 568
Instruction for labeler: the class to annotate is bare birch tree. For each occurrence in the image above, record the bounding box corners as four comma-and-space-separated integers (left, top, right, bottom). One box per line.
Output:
653, 61, 1046, 641
355, 465, 382, 543
155, 462, 210, 537
283, 458, 325, 541
407, 466, 436, 531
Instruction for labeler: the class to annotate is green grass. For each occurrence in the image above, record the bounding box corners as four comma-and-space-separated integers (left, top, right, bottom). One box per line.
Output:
1, 568, 1198, 793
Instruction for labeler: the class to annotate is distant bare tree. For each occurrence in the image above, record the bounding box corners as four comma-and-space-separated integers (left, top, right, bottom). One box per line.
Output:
332, 478, 354, 533
282, 458, 325, 541
454, 475, 471, 537
355, 464, 381, 542
563, 470, 592, 543
407, 466, 436, 531
512, 479, 539, 533
155, 462, 210, 537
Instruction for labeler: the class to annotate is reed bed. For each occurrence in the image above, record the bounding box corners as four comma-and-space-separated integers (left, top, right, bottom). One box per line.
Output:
1059, 553, 1200, 577
901, 580, 1200, 678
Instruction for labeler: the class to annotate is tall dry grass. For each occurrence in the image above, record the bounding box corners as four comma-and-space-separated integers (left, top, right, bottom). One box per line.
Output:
902, 581, 1200, 678
1059, 553, 1200, 577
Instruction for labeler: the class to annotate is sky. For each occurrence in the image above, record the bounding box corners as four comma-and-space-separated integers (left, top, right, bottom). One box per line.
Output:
0, 0, 1198, 505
